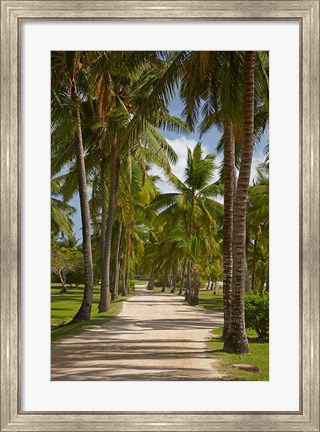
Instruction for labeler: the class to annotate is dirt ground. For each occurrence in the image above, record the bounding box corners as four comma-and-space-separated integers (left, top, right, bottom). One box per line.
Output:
51, 286, 224, 381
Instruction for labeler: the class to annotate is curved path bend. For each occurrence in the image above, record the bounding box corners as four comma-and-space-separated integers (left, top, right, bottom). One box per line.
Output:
51, 286, 224, 381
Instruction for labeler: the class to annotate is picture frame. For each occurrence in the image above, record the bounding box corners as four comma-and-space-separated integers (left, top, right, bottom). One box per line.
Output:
1, 1, 319, 431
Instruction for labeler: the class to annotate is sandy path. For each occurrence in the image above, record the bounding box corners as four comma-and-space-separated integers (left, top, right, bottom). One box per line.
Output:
51, 286, 224, 381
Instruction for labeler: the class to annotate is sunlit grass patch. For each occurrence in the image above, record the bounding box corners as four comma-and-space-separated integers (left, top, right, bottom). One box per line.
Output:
197, 288, 224, 312
51, 284, 129, 343
207, 328, 269, 381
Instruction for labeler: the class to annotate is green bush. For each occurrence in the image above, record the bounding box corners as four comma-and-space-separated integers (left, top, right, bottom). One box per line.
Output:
128, 280, 135, 293
51, 269, 84, 287
245, 291, 269, 341
68, 268, 85, 286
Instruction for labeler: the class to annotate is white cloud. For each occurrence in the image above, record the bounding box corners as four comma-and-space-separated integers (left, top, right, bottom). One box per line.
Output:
149, 136, 215, 193
250, 155, 266, 183
149, 135, 265, 195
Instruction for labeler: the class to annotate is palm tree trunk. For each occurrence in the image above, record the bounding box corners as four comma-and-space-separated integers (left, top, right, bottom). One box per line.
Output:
125, 230, 131, 293
71, 82, 94, 322
224, 51, 255, 354
222, 122, 236, 339
178, 258, 187, 295
185, 260, 191, 302
121, 268, 128, 296
213, 281, 217, 294
147, 269, 155, 290
100, 156, 107, 279
99, 140, 120, 312
161, 276, 167, 293
112, 219, 123, 300
189, 266, 200, 306
170, 261, 178, 293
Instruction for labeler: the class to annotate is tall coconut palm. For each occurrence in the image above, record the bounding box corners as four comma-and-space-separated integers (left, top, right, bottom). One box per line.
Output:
179, 51, 244, 337
51, 51, 94, 322
223, 51, 256, 354
120, 159, 159, 291
150, 142, 222, 304
179, 51, 268, 344
89, 52, 186, 312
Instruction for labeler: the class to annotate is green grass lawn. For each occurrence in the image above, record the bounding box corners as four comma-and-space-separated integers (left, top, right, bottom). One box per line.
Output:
196, 288, 224, 311
51, 284, 130, 343
195, 289, 268, 381
207, 328, 269, 381
134, 279, 148, 285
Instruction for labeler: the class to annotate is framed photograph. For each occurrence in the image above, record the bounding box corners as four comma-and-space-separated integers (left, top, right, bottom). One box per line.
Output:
1, 1, 319, 431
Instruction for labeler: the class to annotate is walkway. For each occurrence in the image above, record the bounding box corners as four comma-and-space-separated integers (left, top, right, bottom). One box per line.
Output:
51, 286, 224, 380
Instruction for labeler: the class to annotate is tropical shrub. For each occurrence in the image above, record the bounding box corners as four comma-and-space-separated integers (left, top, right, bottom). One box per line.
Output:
128, 280, 135, 293
68, 268, 85, 286
245, 291, 269, 341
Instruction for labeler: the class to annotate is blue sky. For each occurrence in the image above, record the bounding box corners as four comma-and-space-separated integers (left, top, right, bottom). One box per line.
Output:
70, 95, 268, 241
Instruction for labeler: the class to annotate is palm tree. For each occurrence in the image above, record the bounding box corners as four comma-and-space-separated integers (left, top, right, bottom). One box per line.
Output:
99, 150, 160, 299
179, 51, 268, 347
51, 176, 76, 240
97, 121, 180, 310
150, 142, 222, 304
89, 52, 186, 312
223, 51, 256, 354
51, 51, 94, 322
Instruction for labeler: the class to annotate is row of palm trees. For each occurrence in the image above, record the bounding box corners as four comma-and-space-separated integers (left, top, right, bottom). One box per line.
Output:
51, 50, 269, 354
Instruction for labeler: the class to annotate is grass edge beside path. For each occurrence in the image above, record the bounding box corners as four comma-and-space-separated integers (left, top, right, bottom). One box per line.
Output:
182, 290, 269, 381
206, 328, 269, 381
51, 281, 148, 343
51, 297, 130, 343
51, 288, 134, 344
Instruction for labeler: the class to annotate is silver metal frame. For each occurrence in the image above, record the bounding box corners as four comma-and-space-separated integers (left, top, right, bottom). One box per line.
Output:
1, 1, 319, 431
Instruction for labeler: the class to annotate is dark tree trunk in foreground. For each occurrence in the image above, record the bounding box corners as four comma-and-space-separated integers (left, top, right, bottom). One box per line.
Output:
71, 81, 94, 323
222, 122, 236, 339
112, 219, 122, 300
99, 141, 120, 312
224, 51, 255, 354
